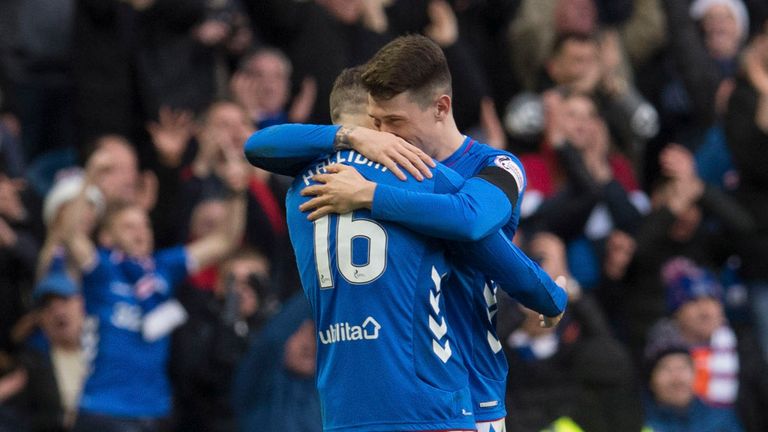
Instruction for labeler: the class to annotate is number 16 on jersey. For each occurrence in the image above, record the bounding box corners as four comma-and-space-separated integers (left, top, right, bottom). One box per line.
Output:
313, 212, 389, 289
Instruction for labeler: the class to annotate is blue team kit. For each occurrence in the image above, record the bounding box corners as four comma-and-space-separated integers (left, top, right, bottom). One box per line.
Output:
247, 125, 566, 429
79, 247, 189, 418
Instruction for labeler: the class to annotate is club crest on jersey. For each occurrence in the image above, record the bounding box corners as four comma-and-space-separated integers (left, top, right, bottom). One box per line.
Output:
318, 316, 381, 344
493, 155, 524, 193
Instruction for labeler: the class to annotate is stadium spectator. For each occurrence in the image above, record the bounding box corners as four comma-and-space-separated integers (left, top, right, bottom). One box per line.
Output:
656, 0, 748, 137
509, 0, 666, 87
187, 102, 301, 296
0, 352, 28, 431
277, 0, 394, 123
645, 257, 768, 431
16, 261, 86, 432
591, 228, 637, 339
642, 341, 744, 432
85, 135, 157, 211
230, 47, 316, 129
518, 91, 647, 289
35, 172, 104, 283
0, 169, 38, 353
52, 145, 246, 432
623, 142, 754, 360
725, 24, 768, 361
640, 0, 750, 187
171, 249, 272, 432
502, 232, 642, 432
507, 28, 659, 160
232, 293, 320, 432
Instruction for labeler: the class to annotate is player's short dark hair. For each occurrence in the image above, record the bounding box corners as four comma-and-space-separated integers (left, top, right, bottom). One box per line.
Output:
329, 66, 368, 124
551, 32, 598, 58
361, 35, 452, 108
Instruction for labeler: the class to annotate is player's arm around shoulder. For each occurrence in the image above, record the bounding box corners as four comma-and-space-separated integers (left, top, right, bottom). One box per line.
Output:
243, 124, 340, 176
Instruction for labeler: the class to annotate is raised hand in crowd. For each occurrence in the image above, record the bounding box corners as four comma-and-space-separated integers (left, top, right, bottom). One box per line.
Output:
187, 103, 255, 199
215, 146, 251, 196
604, 230, 636, 281
0, 176, 27, 249
360, 0, 391, 34
542, 89, 568, 146
424, 0, 459, 48
0, 365, 27, 404
0, 218, 17, 249
581, 117, 613, 185
0, 175, 27, 224
147, 107, 195, 169
599, 29, 630, 98
230, 70, 261, 124
194, 18, 231, 47
479, 96, 508, 150
289, 76, 318, 124
743, 32, 768, 131
659, 144, 705, 214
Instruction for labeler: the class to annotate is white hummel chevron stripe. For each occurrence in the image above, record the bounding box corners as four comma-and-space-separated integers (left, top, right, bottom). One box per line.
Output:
429, 315, 447, 340
429, 290, 441, 315
483, 284, 496, 307
476, 418, 506, 432
486, 306, 498, 322
432, 339, 452, 363
431, 266, 442, 292
487, 330, 502, 354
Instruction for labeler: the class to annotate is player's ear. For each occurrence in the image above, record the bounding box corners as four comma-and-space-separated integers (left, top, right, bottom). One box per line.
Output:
435, 94, 451, 120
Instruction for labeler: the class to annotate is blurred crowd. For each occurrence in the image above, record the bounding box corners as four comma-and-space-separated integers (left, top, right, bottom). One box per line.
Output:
1, 0, 768, 431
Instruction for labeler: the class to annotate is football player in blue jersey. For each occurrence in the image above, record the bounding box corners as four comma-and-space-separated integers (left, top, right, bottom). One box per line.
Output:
246, 56, 566, 431
56, 146, 247, 432
282, 69, 563, 432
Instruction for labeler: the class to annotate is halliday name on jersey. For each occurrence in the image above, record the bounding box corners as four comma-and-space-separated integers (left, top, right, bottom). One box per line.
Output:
318, 316, 381, 345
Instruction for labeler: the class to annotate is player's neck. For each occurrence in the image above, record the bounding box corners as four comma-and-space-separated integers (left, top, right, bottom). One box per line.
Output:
432, 127, 466, 162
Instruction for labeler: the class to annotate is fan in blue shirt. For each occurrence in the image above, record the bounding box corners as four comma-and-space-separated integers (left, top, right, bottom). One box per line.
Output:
58, 147, 247, 430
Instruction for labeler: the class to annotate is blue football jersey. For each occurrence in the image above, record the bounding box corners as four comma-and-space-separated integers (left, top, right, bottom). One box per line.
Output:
286, 150, 476, 431
79, 247, 189, 418
440, 136, 527, 421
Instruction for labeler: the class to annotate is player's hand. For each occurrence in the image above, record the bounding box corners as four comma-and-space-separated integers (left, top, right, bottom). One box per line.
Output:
539, 312, 564, 328
300, 164, 376, 220
348, 128, 435, 181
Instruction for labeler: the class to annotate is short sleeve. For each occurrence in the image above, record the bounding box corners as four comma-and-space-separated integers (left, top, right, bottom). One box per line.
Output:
155, 246, 191, 290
